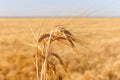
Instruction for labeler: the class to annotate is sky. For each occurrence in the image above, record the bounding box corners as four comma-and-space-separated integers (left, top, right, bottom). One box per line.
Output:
0, 0, 120, 17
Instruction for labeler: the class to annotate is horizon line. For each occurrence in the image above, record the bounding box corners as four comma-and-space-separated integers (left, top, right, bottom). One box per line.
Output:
0, 16, 120, 18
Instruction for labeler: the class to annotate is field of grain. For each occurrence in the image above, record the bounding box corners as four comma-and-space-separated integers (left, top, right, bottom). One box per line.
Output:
0, 18, 120, 80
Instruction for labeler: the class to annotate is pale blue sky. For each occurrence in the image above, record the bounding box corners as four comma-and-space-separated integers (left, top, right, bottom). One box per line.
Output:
0, 0, 120, 17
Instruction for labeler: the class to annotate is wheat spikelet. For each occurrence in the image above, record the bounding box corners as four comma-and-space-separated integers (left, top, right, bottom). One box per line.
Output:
49, 52, 64, 65
65, 35, 75, 47
38, 33, 50, 42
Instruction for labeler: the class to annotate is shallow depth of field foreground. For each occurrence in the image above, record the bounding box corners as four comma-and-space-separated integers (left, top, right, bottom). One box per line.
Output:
0, 18, 120, 80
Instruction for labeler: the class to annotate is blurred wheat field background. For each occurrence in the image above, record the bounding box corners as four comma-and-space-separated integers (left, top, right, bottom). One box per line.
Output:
0, 18, 120, 80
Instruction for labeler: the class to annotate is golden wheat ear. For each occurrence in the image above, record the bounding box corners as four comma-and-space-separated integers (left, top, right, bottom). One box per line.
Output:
66, 35, 75, 47
38, 33, 50, 42
62, 31, 75, 47
63, 29, 72, 36
49, 52, 64, 65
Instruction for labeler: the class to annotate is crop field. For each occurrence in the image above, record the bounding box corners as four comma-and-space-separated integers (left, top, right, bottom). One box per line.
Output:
0, 18, 120, 80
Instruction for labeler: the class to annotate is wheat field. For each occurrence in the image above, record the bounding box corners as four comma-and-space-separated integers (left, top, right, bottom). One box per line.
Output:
0, 18, 120, 80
